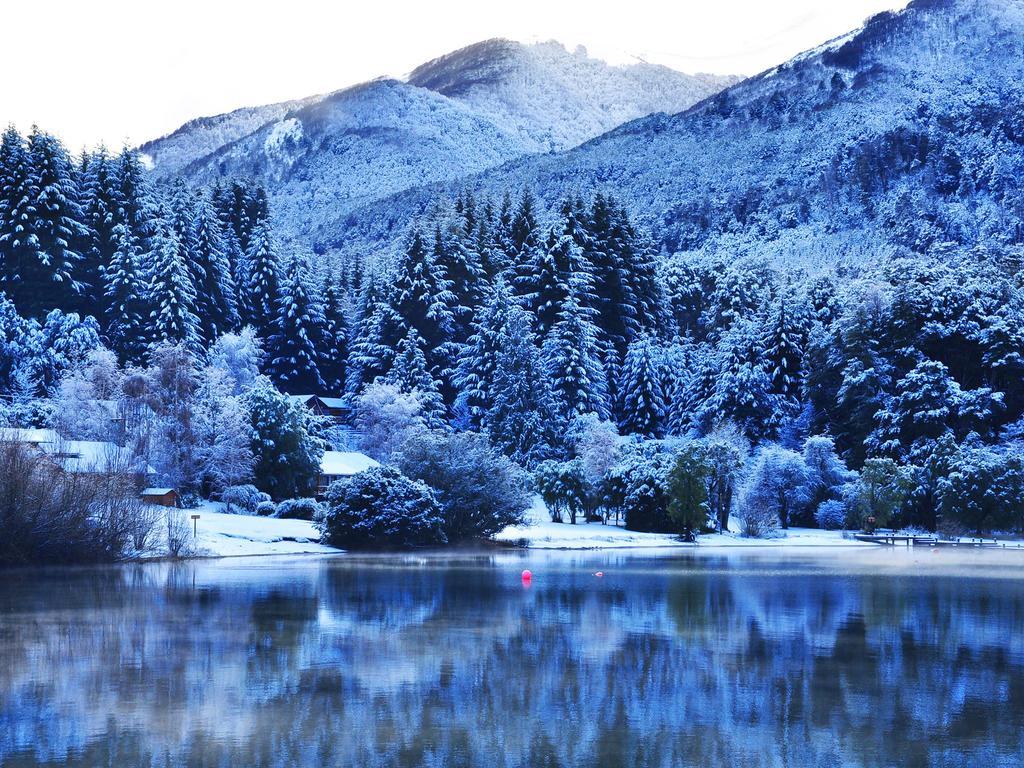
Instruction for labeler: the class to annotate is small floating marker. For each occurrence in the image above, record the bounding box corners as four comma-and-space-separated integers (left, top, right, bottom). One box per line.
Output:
521, 569, 533, 585
594, 571, 604, 578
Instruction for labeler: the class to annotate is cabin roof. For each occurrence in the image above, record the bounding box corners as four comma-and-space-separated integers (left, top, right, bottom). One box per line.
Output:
320, 451, 379, 477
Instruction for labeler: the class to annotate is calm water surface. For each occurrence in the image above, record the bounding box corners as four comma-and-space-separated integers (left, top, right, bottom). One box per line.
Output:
2, 548, 1024, 767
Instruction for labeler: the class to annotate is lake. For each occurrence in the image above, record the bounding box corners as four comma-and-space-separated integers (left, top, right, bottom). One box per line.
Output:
2, 548, 1024, 767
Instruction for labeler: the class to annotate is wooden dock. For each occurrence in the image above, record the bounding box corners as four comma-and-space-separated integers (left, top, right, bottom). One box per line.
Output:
855, 533, 1023, 548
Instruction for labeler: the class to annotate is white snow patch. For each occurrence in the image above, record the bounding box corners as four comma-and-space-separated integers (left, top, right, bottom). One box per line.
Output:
496, 497, 873, 550
156, 502, 340, 558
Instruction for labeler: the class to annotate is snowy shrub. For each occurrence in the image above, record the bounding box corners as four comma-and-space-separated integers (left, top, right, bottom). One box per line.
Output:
801, 436, 854, 526
317, 466, 446, 549
814, 499, 848, 530
397, 430, 530, 541
275, 497, 323, 521
221, 484, 271, 514
256, 500, 277, 517
165, 510, 194, 558
177, 491, 202, 510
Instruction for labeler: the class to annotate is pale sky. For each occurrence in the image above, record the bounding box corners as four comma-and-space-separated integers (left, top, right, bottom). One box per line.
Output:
2, 0, 910, 151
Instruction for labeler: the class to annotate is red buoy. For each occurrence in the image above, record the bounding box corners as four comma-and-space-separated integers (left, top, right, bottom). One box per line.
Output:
521, 569, 533, 585
595, 571, 604, 578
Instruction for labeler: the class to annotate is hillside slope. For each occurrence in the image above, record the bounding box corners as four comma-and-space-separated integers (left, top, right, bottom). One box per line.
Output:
141, 40, 736, 253
340, 0, 1024, 268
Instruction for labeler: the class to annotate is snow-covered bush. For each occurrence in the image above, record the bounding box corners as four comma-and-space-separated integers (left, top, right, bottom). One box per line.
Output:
256, 500, 277, 517
317, 466, 446, 549
275, 497, 323, 520
221, 484, 271, 514
814, 499, 848, 530
397, 430, 530, 541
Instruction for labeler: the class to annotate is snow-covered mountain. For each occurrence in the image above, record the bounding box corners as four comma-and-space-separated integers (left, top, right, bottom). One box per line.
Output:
339, 0, 1024, 267
406, 39, 736, 153
140, 40, 737, 252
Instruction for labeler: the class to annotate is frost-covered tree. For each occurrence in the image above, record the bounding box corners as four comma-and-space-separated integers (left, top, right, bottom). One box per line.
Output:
193, 365, 254, 495
208, 327, 263, 395
617, 335, 666, 438
801, 435, 854, 527
147, 224, 202, 354
484, 305, 557, 466
667, 443, 712, 540
542, 288, 610, 422
739, 445, 808, 532
453, 278, 513, 429
244, 376, 324, 500
354, 381, 427, 462
386, 328, 447, 428
266, 256, 326, 393
939, 445, 1024, 535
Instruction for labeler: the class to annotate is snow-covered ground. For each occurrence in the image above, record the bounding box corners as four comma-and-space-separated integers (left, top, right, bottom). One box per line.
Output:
154, 503, 341, 558
147, 497, 868, 560
494, 498, 872, 550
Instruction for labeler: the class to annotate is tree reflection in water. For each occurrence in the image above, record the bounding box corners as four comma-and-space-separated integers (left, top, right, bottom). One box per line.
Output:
1, 550, 1023, 767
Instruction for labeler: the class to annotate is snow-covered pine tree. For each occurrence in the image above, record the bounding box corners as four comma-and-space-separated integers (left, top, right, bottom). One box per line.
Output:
616, 335, 667, 438
77, 147, 122, 319
453, 278, 514, 429
320, 277, 349, 394
542, 285, 610, 421
102, 223, 150, 363
191, 194, 239, 342
241, 219, 282, 339
430, 223, 484, 344
0, 127, 30, 299
346, 276, 404, 396
391, 229, 458, 394
760, 293, 808, 407
266, 256, 326, 393
148, 223, 202, 354
13, 129, 87, 315
386, 327, 447, 428
484, 304, 557, 466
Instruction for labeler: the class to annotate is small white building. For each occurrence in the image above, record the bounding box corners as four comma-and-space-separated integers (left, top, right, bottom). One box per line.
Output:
317, 451, 379, 496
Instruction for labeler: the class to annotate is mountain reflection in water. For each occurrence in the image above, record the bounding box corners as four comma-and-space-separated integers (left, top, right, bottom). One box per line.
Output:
2, 548, 1023, 768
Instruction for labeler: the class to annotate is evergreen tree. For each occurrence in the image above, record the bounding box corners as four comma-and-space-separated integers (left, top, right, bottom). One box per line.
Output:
241, 220, 282, 339
148, 224, 202, 354
454, 279, 513, 429
191, 194, 239, 342
386, 327, 447, 428
542, 286, 610, 421
77, 147, 122, 318
266, 256, 326, 393
8, 129, 86, 315
616, 335, 667, 438
485, 305, 557, 466
102, 223, 149, 363
320, 277, 349, 394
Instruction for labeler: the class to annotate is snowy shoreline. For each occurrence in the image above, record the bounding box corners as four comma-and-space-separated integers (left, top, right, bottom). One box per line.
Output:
166, 498, 871, 559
